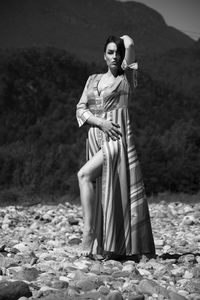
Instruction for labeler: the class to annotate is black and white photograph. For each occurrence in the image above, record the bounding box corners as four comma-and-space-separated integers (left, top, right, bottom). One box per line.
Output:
0, 0, 200, 299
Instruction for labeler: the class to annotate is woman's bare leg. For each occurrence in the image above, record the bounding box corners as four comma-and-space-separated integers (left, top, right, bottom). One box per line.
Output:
77, 150, 104, 255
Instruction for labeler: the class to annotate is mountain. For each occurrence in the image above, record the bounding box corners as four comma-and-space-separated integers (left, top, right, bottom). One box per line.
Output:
141, 40, 200, 99
0, 0, 199, 198
0, 0, 194, 62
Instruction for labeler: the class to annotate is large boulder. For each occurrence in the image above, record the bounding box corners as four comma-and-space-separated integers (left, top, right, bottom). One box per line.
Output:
0, 281, 32, 300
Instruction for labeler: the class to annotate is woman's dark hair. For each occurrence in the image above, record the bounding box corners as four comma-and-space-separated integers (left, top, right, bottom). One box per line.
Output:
104, 35, 125, 61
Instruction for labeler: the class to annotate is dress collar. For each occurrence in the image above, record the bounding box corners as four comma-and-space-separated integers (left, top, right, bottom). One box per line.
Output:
94, 73, 124, 97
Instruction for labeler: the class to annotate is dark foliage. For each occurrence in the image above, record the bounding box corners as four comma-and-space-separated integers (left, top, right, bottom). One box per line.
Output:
0, 48, 199, 200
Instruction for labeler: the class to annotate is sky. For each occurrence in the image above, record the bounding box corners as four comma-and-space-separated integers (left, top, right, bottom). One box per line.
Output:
119, 0, 200, 40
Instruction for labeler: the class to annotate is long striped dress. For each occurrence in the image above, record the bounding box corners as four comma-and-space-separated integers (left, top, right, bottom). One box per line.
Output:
76, 71, 155, 256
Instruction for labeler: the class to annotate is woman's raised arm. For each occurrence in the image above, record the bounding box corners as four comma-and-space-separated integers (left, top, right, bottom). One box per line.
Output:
120, 35, 138, 89
121, 35, 136, 65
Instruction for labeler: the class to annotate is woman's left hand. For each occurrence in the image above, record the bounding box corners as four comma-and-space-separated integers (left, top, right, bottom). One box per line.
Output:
120, 35, 134, 48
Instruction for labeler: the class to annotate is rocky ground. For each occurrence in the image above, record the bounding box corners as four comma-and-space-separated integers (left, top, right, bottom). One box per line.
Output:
0, 200, 200, 300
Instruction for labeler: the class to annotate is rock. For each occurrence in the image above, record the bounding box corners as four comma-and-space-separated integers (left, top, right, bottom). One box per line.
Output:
111, 280, 124, 290
101, 266, 114, 275
154, 239, 165, 248
36, 290, 70, 300
78, 291, 101, 299
168, 291, 188, 300
75, 277, 97, 291
178, 290, 189, 297
128, 295, 145, 300
192, 266, 200, 278
22, 267, 40, 281
189, 293, 200, 300
171, 267, 185, 276
183, 205, 194, 213
67, 287, 80, 297
123, 280, 138, 291
0, 280, 32, 300
181, 216, 195, 225
90, 262, 102, 275
104, 260, 122, 269
59, 275, 69, 282
12, 243, 31, 253
51, 279, 69, 289
8, 266, 39, 281
138, 279, 169, 298
73, 260, 90, 271
2, 214, 11, 230
137, 269, 151, 276
107, 291, 124, 300
182, 280, 200, 294
68, 237, 81, 245
41, 213, 53, 222
7, 266, 23, 277
0, 201, 199, 300
162, 245, 171, 252
178, 254, 196, 264
39, 252, 54, 261
193, 235, 200, 242
14, 252, 37, 265
179, 240, 188, 246
0, 253, 6, 268
68, 216, 79, 225
98, 285, 110, 295
0, 244, 6, 252
73, 269, 88, 280
122, 264, 135, 273
183, 270, 193, 279
138, 279, 157, 295
112, 271, 130, 278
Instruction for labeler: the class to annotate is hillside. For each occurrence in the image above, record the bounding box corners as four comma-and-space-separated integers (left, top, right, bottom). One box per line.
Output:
0, 48, 199, 201
141, 40, 200, 100
0, 0, 193, 62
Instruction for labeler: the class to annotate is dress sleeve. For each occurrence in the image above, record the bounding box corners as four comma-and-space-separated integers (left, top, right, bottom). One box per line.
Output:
122, 60, 138, 89
76, 76, 94, 127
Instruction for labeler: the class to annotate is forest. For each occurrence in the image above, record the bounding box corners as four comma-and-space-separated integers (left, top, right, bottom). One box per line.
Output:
0, 47, 199, 203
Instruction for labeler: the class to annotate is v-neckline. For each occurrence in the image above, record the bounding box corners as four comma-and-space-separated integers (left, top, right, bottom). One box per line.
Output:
95, 73, 124, 97
96, 74, 104, 96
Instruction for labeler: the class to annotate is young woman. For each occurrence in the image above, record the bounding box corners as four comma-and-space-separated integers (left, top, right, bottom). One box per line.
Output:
76, 35, 155, 259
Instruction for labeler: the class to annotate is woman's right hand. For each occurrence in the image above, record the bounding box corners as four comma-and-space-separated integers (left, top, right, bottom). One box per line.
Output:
99, 119, 122, 141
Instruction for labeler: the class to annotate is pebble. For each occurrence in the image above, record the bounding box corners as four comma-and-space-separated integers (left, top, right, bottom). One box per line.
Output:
192, 266, 200, 278
12, 242, 31, 253
98, 285, 110, 295
181, 216, 195, 225
154, 239, 165, 247
0, 201, 199, 300
75, 277, 97, 291
107, 291, 124, 300
183, 270, 193, 279
137, 269, 152, 276
171, 267, 185, 276
122, 264, 135, 273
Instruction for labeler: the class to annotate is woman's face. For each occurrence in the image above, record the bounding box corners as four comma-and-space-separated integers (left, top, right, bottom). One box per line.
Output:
104, 42, 123, 70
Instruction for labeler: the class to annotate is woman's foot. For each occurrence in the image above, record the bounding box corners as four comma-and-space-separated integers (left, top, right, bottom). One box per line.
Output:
77, 230, 95, 257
